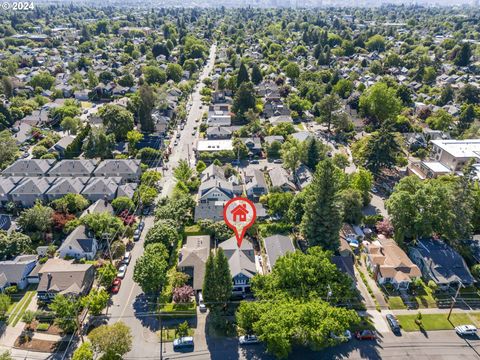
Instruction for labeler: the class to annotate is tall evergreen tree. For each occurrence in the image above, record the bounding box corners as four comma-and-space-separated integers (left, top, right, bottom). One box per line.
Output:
454, 43, 472, 67
237, 62, 249, 87
202, 248, 232, 310
232, 82, 256, 117
202, 254, 216, 308
363, 124, 400, 174
251, 64, 263, 85
215, 248, 233, 307
138, 85, 155, 133
301, 159, 343, 251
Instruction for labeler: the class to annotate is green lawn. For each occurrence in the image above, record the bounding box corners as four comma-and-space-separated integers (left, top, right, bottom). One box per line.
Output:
158, 328, 194, 342
183, 225, 209, 237
7, 290, 36, 327
397, 313, 473, 332
387, 296, 407, 310
412, 282, 437, 308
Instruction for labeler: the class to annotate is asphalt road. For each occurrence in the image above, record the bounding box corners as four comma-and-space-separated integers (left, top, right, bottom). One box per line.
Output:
156, 330, 480, 360
103, 43, 217, 360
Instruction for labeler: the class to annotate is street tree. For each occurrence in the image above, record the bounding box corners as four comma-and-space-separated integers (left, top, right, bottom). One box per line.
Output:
280, 138, 303, 180
97, 263, 117, 288
72, 342, 93, 360
133, 243, 169, 294
82, 289, 109, 316
88, 322, 132, 359
144, 219, 180, 249
50, 295, 81, 333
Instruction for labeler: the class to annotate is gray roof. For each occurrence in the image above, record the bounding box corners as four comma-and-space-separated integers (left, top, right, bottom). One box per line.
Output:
199, 179, 234, 198
0, 177, 16, 195
264, 135, 284, 145
117, 183, 138, 198
3, 159, 56, 176
200, 164, 226, 182
10, 177, 54, 195
411, 239, 474, 285
178, 235, 211, 290
81, 177, 119, 196
47, 160, 98, 177
59, 225, 96, 254
81, 199, 114, 217
269, 167, 296, 191
93, 159, 141, 177
52, 136, 75, 151
264, 235, 295, 269
0, 255, 37, 286
37, 258, 94, 295
46, 177, 89, 196
219, 237, 256, 279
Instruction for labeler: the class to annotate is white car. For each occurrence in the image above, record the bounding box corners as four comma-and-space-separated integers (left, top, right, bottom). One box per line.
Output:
455, 325, 477, 336
122, 252, 131, 265
239, 335, 260, 345
117, 264, 127, 279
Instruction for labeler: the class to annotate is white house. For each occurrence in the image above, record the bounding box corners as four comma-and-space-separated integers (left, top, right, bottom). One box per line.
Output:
58, 225, 98, 260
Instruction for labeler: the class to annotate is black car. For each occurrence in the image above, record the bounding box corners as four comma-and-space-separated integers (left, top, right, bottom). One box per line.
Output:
386, 314, 401, 334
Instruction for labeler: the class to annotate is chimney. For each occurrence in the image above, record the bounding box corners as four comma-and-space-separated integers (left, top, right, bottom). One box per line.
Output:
47, 273, 52, 290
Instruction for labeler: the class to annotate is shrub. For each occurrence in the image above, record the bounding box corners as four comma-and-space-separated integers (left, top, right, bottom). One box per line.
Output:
427, 280, 438, 291
172, 285, 194, 303
36, 323, 50, 331
4, 286, 17, 295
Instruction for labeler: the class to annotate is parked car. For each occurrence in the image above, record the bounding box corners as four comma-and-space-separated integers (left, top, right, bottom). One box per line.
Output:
174, 140, 179, 146
249, 159, 259, 164
192, 130, 196, 136
173, 337, 194, 351
386, 314, 401, 334
133, 229, 141, 241
142, 206, 152, 216
239, 335, 260, 345
198, 292, 207, 313
355, 330, 376, 340
273, 159, 283, 164
122, 252, 131, 265
117, 264, 127, 279
111, 278, 121, 294
455, 325, 477, 336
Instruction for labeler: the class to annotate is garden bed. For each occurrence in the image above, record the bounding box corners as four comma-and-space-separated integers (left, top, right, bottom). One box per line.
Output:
14, 336, 68, 353
159, 302, 196, 318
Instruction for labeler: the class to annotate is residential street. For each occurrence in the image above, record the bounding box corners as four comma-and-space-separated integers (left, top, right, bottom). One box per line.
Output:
104, 43, 217, 360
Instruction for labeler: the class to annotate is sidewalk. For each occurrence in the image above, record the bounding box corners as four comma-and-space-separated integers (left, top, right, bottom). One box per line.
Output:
354, 268, 376, 310
357, 261, 389, 310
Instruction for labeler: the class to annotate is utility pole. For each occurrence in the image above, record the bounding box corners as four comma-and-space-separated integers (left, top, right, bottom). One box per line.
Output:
103, 233, 113, 264
448, 281, 463, 320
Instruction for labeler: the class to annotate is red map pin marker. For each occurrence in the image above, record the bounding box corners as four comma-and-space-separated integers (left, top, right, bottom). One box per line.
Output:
223, 197, 257, 247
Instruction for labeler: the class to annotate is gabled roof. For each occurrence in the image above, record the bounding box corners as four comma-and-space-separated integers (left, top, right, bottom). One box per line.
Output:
47, 160, 98, 177
200, 164, 226, 182
117, 183, 138, 198
269, 167, 296, 191
10, 177, 54, 195
81, 177, 119, 196
219, 237, 256, 279
178, 235, 211, 290
59, 225, 96, 255
46, 177, 89, 196
37, 258, 93, 295
0, 255, 37, 286
411, 238, 474, 285
3, 159, 56, 176
81, 199, 114, 217
264, 234, 295, 269
93, 159, 141, 176
0, 177, 16, 195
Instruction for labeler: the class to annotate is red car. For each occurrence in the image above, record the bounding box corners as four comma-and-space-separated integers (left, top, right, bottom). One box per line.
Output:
111, 278, 121, 294
355, 330, 376, 340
